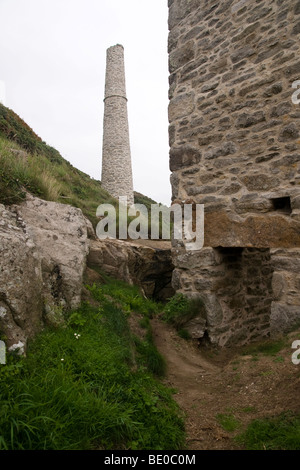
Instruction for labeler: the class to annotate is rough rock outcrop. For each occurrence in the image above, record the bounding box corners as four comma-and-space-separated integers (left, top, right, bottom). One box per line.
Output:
88, 239, 174, 301
0, 194, 92, 353
0, 203, 43, 355
0, 193, 175, 353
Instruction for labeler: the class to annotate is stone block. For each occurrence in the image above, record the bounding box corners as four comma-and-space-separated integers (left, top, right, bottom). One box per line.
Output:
169, 40, 195, 73
278, 123, 299, 142
169, 145, 201, 171
168, 92, 195, 122
271, 302, 300, 334
185, 315, 206, 338
204, 211, 300, 248
235, 111, 266, 129
242, 174, 279, 191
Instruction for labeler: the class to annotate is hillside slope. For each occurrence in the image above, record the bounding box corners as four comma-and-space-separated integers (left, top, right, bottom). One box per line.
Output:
0, 103, 157, 227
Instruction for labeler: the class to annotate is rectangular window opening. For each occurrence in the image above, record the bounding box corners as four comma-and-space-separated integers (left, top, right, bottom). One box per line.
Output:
271, 197, 292, 215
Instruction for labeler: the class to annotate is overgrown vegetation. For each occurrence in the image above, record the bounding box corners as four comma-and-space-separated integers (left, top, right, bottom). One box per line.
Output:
236, 412, 300, 450
162, 293, 204, 333
0, 278, 185, 450
0, 131, 116, 228
133, 318, 167, 378
86, 277, 166, 377
87, 276, 161, 317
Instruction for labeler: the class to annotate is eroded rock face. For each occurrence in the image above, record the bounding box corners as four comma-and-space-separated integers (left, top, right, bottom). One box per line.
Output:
88, 239, 174, 301
0, 194, 92, 352
0, 203, 43, 354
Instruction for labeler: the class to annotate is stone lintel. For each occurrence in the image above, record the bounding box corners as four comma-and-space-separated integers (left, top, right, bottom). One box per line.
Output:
204, 211, 300, 248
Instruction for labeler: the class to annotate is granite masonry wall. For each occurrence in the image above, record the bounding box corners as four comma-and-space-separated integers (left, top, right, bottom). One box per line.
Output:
168, 0, 300, 346
101, 44, 134, 205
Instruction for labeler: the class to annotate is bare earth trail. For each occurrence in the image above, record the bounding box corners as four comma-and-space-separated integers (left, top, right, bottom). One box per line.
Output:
150, 318, 300, 450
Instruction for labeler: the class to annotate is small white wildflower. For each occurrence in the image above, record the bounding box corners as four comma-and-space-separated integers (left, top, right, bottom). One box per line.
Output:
61, 358, 64, 361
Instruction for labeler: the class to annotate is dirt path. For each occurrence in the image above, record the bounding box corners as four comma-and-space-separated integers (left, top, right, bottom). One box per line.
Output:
151, 318, 300, 450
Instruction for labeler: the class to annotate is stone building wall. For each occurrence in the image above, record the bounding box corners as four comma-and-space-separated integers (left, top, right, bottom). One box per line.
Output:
168, 0, 300, 346
101, 44, 134, 205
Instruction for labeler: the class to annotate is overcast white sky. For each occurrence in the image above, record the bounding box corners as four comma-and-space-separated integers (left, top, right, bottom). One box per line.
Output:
0, 0, 171, 205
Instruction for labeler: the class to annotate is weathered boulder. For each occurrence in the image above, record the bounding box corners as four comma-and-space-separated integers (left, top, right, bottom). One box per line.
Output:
0, 194, 92, 352
13, 194, 92, 312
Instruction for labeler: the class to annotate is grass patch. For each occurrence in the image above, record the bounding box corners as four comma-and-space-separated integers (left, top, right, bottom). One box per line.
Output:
216, 413, 240, 432
236, 412, 300, 450
273, 355, 284, 363
241, 406, 257, 414
88, 277, 167, 378
242, 338, 287, 358
133, 335, 167, 378
86, 276, 161, 317
260, 370, 274, 377
177, 329, 191, 340
0, 282, 184, 450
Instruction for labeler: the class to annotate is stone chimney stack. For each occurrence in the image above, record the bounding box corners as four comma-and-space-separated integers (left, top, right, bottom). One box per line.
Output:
101, 44, 134, 205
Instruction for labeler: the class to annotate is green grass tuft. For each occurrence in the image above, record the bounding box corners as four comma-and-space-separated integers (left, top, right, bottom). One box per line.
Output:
162, 293, 204, 329
177, 329, 191, 340
236, 412, 300, 450
216, 413, 240, 432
